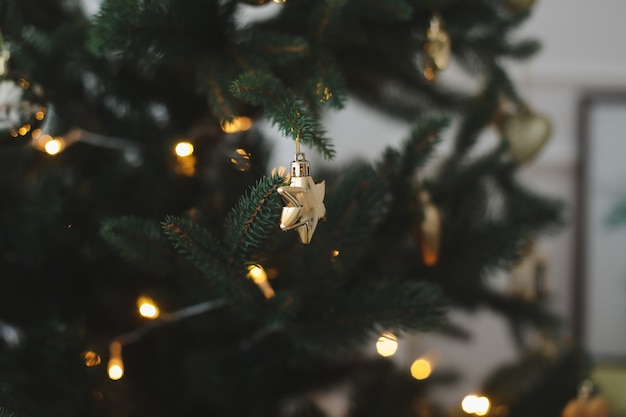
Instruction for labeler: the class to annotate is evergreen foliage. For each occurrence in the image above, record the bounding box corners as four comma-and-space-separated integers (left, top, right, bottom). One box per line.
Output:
0, 1, 587, 416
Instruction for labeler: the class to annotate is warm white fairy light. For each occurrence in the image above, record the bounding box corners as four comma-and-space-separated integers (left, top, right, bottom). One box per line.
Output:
107, 341, 124, 380
137, 296, 160, 319
247, 264, 275, 299
410, 357, 432, 380
174, 141, 194, 157
461, 395, 490, 416
375, 332, 398, 357
44, 138, 65, 155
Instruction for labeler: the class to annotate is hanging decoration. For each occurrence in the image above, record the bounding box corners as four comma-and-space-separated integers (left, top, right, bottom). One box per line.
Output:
423, 14, 451, 82
562, 380, 610, 417
501, 106, 552, 165
413, 190, 441, 266
277, 136, 326, 244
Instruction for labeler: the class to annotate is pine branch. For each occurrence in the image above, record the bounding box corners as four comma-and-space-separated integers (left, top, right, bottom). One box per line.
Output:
230, 71, 335, 159
289, 281, 447, 353
451, 87, 500, 158
347, 0, 413, 22
224, 174, 285, 261
161, 215, 223, 266
319, 163, 390, 283
161, 215, 260, 310
100, 215, 177, 274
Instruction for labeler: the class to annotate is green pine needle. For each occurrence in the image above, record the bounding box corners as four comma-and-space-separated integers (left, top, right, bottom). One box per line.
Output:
224, 174, 285, 261
230, 71, 335, 159
100, 216, 177, 274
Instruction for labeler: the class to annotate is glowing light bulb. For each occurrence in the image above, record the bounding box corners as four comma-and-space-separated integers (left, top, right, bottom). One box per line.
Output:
18, 124, 31, 136
107, 341, 124, 380
246, 264, 275, 299
462, 395, 479, 414
137, 296, 160, 319
376, 332, 398, 357
410, 358, 432, 380
108, 359, 124, 380
461, 395, 490, 415
35, 108, 46, 121
82, 350, 102, 367
174, 141, 194, 157
44, 138, 65, 155
332, 249, 340, 257
474, 397, 490, 416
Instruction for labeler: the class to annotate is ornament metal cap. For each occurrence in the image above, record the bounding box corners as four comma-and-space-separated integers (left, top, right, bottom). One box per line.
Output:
290, 153, 310, 177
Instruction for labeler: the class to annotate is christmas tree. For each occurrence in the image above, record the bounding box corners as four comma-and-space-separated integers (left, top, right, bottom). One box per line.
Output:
0, 1, 589, 416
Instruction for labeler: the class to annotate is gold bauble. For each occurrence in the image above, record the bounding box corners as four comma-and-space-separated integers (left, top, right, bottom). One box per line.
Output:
502, 109, 552, 165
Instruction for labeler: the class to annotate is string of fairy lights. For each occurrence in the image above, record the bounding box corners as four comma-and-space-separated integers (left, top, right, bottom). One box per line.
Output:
0, 3, 534, 412
8, 97, 496, 417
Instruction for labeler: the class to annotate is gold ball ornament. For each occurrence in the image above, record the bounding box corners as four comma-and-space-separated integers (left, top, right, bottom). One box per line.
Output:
423, 14, 451, 82
502, 109, 552, 165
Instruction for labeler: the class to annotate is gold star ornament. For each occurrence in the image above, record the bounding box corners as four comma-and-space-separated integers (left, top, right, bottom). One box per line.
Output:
277, 153, 326, 244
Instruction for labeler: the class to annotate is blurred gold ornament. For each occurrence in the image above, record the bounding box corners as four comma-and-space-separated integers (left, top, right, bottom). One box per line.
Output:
278, 151, 326, 244
506, 0, 536, 13
414, 190, 441, 266
502, 108, 552, 164
82, 350, 102, 367
423, 14, 450, 82
562, 380, 610, 417
0, 44, 10, 77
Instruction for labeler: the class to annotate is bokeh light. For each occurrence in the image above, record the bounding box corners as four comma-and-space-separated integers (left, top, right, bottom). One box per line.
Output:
376, 332, 398, 357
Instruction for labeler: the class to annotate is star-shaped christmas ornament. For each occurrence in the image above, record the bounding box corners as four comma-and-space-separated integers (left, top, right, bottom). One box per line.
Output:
277, 153, 326, 244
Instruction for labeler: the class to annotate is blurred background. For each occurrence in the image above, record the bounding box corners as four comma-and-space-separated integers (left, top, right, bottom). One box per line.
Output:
264, 0, 626, 413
